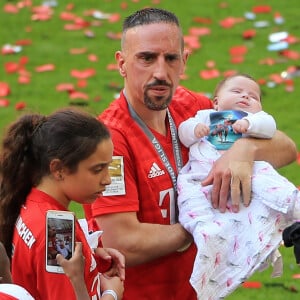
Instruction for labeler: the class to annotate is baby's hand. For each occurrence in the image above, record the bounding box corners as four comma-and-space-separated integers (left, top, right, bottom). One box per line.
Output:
232, 119, 249, 134
194, 123, 210, 138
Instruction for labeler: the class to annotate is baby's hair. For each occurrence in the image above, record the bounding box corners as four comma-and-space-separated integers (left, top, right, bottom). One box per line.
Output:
0, 108, 110, 257
213, 73, 262, 101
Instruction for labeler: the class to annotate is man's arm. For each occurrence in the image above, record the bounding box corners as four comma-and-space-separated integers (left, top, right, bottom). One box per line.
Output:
96, 212, 192, 267
202, 130, 297, 212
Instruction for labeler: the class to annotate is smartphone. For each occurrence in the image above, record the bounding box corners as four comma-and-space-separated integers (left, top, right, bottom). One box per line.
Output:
45, 210, 75, 273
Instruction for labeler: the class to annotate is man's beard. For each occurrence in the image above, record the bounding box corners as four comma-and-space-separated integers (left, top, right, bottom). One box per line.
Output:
144, 80, 172, 111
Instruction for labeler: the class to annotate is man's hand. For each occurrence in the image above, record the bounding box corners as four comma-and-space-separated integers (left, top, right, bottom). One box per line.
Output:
229, 161, 253, 209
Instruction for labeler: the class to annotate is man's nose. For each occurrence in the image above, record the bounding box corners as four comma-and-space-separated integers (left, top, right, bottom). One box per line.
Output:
153, 57, 168, 80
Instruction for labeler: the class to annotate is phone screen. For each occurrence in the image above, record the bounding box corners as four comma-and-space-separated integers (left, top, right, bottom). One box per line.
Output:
46, 210, 75, 273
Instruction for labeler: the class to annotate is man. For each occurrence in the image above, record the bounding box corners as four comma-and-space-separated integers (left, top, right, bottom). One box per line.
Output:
85, 8, 297, 299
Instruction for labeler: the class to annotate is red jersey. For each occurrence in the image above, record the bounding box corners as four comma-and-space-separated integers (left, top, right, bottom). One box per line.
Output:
12, 188, 101, 300
84, 86, 213, 299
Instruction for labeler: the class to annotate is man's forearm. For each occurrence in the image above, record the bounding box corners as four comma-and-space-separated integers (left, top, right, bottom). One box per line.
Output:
236, 130, 297, 168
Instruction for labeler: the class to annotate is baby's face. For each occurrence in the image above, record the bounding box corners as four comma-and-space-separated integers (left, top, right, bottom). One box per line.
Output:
215, 76, 262, 113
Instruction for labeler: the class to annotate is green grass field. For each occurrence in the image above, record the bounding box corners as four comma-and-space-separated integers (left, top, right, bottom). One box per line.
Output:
1, 0, 300, 298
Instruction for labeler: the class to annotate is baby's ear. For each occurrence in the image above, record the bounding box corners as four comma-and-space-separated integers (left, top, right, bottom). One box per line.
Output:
213, 97, 218, 110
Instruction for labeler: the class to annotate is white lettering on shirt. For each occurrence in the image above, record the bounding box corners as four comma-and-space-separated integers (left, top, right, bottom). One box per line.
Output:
159, 188, 176, 224
15, 216, 36, 249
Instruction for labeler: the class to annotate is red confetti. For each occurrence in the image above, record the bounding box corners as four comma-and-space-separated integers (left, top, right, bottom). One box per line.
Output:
199, 69, 220, 80
5, 62, 19, 74
69, 91, 89, 100
70, 48, 87, 55
19, 56, 29, 66
31, 5, 53, 15
60, 12, 77, 21
77, 79, 87, 88
88, 54, 98, 62
15, 39, 32, 46
18, 75, 31, 84
192, 17, 212, 24
189, 27, 211, 36
223, 70, 237, 77
229, 45, 248, 56
120, 2, 128, 10
70, 68, 96, 79
242, 281, 262, 289
106, 32, 122, 40
31, 14, 52, 21
243, 29, 256, 39
220, 17, 244, 29
184, 36, 201, 50
0, 82, 11, 97
259, 58, 275, 65
66, 3, 75, 11
64, 23, 85, 31
74, 18, 90, 28
0, 99, 10, 107
35, 64, 55, 72
284, 35, 300, 44
15, 101, 26, 110
106, 64, 119, 71
280, 50, 300, 60
230, 56, 244, 64
3, 4, 19, 14
108, 13, 121, 23
269, 73, 284, 84
257, 78, 267, 85
206, 60, 216, 68
56, 83, 75, 92
1, 47, 14, 55
252, 5, 272, 14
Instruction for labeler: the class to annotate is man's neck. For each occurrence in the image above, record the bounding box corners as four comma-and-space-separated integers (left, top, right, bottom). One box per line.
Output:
124, 91, 168, 136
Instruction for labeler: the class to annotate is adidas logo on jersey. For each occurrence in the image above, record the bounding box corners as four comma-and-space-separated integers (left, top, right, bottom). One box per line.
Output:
148, 162, 165, 178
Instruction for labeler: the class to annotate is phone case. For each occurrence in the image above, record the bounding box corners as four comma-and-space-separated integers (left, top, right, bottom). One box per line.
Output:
45, 210, 75, 273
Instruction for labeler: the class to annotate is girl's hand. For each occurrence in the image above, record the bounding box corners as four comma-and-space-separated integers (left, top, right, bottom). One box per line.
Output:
100, 274, 124, 300
94, 247, 125, 281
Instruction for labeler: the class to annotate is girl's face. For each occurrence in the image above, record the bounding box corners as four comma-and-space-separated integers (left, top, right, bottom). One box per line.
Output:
59, 138, 113, 207
214, 76, 262, 113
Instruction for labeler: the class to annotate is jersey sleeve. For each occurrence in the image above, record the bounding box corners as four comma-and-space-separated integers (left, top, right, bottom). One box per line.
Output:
91, 127, 139, 217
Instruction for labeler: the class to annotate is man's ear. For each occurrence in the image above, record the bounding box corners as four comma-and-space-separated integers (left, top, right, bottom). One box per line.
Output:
116, 51, 126, 77
49, 159, 65, 181
180, 49, 189, 75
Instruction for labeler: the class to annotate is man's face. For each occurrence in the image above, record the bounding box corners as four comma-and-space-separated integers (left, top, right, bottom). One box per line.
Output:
117, 23, 187, 111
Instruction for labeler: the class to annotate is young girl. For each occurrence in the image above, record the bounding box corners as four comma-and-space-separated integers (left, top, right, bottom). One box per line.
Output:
0, 108, 124, 300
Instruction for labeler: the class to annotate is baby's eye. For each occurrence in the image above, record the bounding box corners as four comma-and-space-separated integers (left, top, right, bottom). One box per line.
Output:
250, 95, 260, 101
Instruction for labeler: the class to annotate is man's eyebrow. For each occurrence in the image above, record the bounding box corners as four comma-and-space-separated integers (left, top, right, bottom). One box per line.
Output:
136, 51, 157, 56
